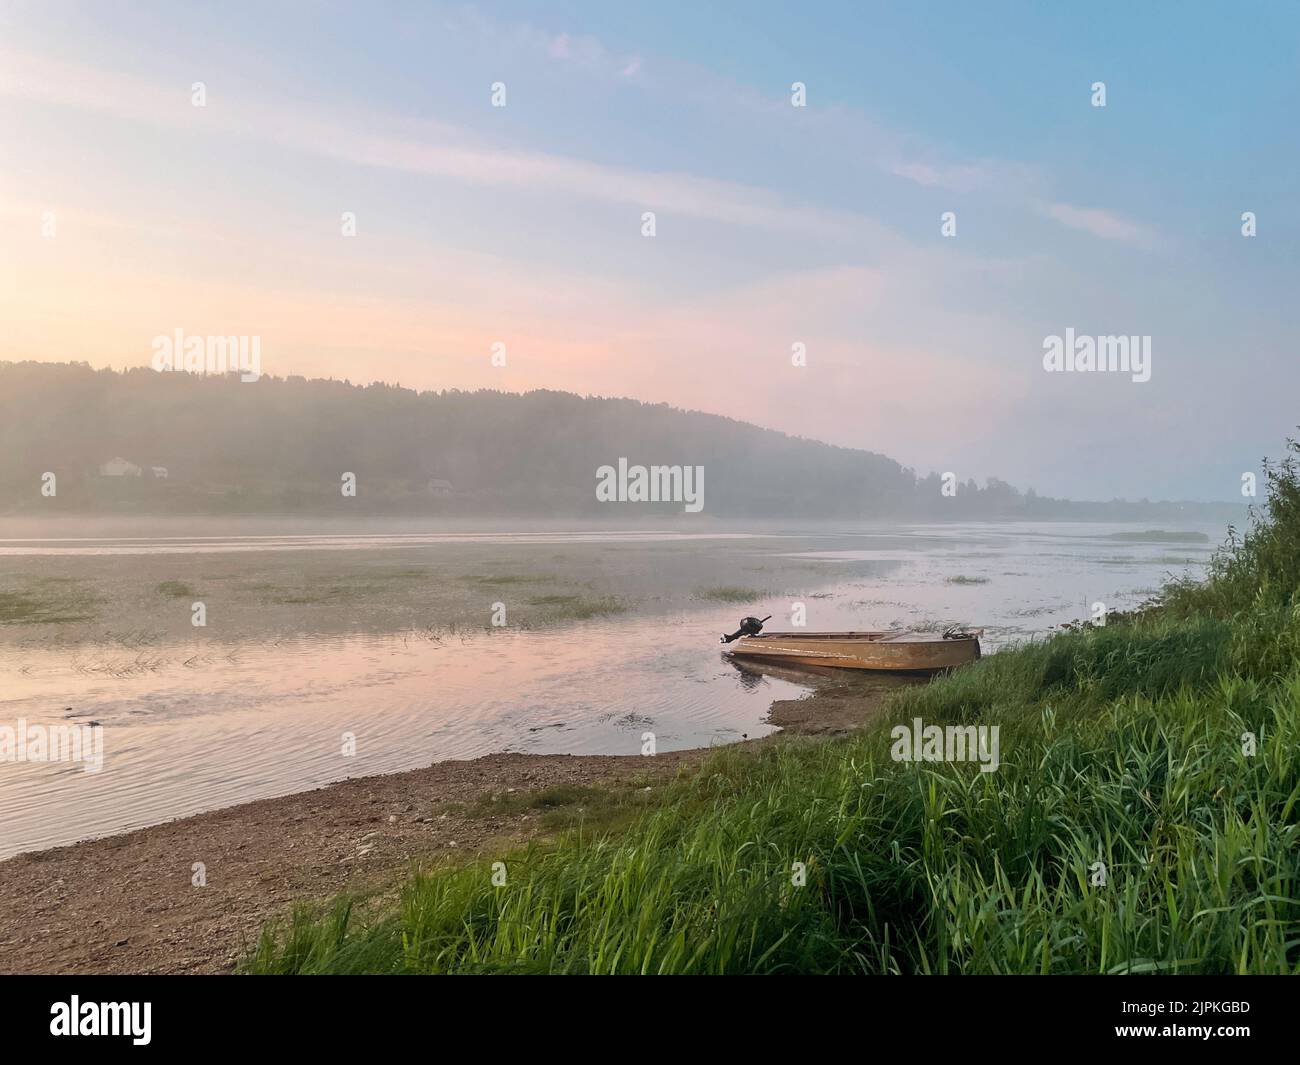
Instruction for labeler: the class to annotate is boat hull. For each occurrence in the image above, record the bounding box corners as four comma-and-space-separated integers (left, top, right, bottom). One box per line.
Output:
725, 631, 980, 672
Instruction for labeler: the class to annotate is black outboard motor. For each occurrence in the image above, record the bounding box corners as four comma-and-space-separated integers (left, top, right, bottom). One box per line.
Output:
721, 615, 771, 644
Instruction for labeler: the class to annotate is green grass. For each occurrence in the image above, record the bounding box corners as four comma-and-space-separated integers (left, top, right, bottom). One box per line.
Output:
156, 580, 198, 598
695, 585, 765, 603
245, 438, 1300, 975
471, 781, 664, 834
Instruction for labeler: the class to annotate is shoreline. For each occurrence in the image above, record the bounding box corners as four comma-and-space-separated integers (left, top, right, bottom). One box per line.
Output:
0, 681, 890, 975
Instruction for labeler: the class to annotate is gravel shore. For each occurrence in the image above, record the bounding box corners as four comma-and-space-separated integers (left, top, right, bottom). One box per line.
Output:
0, 677, 893, 974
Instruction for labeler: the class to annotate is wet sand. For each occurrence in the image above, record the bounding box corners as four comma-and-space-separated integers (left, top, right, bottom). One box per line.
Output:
0, 680, 891, 975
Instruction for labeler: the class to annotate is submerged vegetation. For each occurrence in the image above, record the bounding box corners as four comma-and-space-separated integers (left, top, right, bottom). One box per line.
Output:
156, 580, 198, 598
247, 442, 1300, 975
694, 585, 765, 603
0, 584, 101, 624
523, 594, 627, 621
1105, 529, 1211, 544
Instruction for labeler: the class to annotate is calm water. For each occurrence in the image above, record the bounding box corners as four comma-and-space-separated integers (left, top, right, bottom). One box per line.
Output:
0, 529, 759, 555
0, 522, 1217, 858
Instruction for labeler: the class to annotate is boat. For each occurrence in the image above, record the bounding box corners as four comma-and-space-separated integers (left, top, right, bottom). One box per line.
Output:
720, 616, 980, 673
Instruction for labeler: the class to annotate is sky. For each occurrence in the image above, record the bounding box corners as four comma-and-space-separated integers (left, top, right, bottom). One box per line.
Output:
2, 0, 1298, 500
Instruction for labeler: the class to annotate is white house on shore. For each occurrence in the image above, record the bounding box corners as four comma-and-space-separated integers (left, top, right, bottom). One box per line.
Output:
99, 457, 142, 477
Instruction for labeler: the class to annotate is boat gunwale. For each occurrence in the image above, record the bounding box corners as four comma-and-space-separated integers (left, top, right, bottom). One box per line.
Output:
738, 631, 979, 643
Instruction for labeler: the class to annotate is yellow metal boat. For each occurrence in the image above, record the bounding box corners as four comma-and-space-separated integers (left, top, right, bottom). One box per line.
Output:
720, 616, 980, 673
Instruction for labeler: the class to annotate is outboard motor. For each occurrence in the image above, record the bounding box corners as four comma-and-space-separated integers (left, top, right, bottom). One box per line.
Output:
721, 615, 771, 644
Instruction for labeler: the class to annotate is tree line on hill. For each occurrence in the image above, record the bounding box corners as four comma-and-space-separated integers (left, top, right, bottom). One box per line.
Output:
0, 361, 1239, 520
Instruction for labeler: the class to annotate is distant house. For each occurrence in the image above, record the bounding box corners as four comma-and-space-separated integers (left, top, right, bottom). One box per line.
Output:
428, 479, 453, 496
150, 466, 169, 479
99, 457, 142, 477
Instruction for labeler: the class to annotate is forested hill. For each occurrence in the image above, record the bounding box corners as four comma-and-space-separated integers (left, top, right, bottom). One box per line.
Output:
0, 362, 1235, 520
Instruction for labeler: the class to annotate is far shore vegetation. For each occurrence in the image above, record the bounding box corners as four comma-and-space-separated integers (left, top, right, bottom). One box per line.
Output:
0, 361, 1247, 522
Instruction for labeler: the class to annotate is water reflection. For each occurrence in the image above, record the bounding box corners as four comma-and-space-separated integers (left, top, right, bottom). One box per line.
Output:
0, 615, 804, 858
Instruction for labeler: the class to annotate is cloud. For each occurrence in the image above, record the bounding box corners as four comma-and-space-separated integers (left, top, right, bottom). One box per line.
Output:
0, 48, 877, 242
548, 33, 572, 59
1038, 201, 1159, 248
888, 159, 1027, 193
446, 9, 1037, 200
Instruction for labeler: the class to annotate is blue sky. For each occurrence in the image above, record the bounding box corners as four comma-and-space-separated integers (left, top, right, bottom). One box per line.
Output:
2, 1, 1298, 499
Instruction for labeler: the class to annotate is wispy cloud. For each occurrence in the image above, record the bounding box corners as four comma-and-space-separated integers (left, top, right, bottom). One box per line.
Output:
887, 158, 1033, 193
0, 48, 881, 241
1037, 201, 1159, 248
